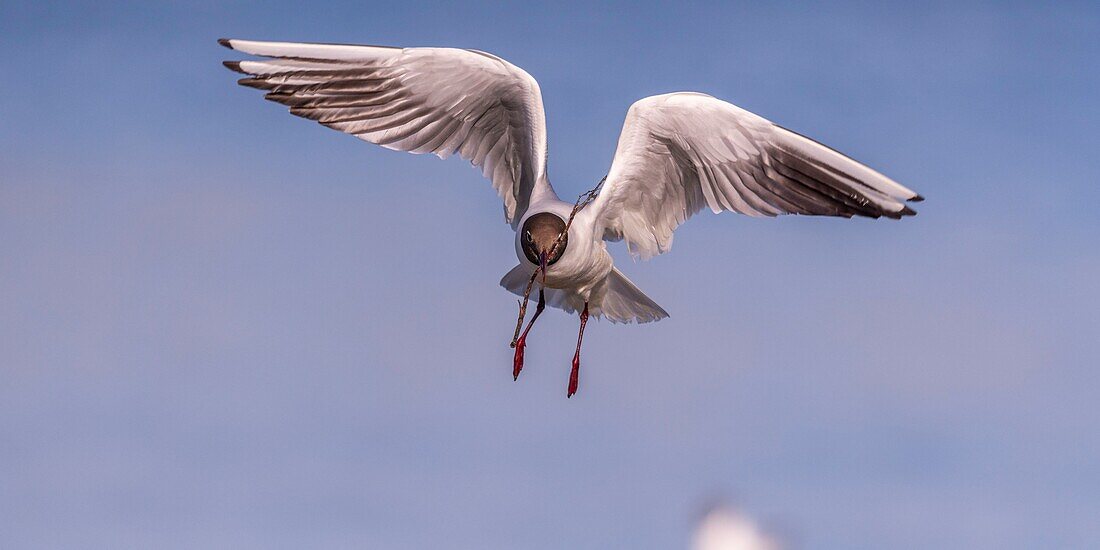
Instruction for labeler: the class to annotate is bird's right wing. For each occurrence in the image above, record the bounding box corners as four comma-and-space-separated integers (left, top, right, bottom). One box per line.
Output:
220, 38, 555, 226
581, 92, 922, 259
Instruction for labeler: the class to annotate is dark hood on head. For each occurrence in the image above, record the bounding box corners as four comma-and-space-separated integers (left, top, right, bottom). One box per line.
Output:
521, 213, 567, 266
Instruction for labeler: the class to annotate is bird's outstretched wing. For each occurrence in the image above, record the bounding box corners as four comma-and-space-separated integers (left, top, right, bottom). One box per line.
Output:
219, 38, 554, 226
581, 92, 922, 259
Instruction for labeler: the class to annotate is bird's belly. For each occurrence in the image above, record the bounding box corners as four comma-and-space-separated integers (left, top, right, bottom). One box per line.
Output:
529, 240, 612, 293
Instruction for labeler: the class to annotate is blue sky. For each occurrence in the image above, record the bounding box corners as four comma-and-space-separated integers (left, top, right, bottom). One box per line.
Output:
2, 1, 1098, 548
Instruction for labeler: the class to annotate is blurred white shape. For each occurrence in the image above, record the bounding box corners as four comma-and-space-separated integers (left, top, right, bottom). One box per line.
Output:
692, 506, 780, 550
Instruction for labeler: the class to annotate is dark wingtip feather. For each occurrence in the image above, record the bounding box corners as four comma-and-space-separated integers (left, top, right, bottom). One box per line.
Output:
238, 77, 271, 90
900, 205, 918, 217
217, 38, 233, 49
222, 60, 245, 73
909, 194, 925, 203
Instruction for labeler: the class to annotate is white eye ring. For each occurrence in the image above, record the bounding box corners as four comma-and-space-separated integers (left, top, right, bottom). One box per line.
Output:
524, 231, 532, 242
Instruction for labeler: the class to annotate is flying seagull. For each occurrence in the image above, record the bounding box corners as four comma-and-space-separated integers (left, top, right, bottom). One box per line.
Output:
219, 38, 922, 397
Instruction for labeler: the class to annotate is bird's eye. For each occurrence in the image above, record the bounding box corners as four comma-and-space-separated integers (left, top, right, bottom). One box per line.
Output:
524, 231, 532, 242
557, 232, 564, 240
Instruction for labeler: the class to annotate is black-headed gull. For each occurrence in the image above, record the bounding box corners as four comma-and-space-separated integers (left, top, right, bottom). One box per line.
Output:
219, 39, 922, 397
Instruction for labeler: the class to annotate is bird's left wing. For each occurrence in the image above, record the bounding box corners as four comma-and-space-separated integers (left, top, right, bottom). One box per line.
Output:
580, 92, 922, 259
219, 38, 554, 226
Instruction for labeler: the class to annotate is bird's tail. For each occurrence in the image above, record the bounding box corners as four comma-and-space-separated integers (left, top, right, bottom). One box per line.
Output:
597, 267, 668, 323
499, 265, 668, 324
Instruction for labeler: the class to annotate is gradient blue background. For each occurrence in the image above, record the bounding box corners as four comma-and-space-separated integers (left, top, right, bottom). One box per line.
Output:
2, 1, 1098, 548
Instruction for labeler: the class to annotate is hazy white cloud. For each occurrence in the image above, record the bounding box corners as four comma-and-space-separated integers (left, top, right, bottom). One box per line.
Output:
692, 506, 779, 550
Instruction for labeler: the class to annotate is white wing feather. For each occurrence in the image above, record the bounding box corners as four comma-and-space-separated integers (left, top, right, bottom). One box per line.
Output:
583, 92, 922, 259
220, 38, 555, 226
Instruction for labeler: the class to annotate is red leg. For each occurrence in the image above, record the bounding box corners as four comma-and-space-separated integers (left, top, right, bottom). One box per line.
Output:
568, 302, 589, 398
513, 288, 545, 380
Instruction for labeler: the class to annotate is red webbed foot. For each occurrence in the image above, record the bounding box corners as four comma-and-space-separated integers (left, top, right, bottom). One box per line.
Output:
512, 289, 545, 381
513, 336, 526, 380
567, 353, 580, 398
567, 302, 589, 398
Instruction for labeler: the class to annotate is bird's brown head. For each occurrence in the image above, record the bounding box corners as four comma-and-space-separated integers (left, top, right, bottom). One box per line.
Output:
521, 213, 568, 270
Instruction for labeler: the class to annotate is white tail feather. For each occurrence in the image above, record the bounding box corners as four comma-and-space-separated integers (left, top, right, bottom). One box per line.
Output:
499, 265, 668, 324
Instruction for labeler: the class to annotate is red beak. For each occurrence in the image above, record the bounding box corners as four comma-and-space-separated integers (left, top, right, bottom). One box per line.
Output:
539, 251, 548, 282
